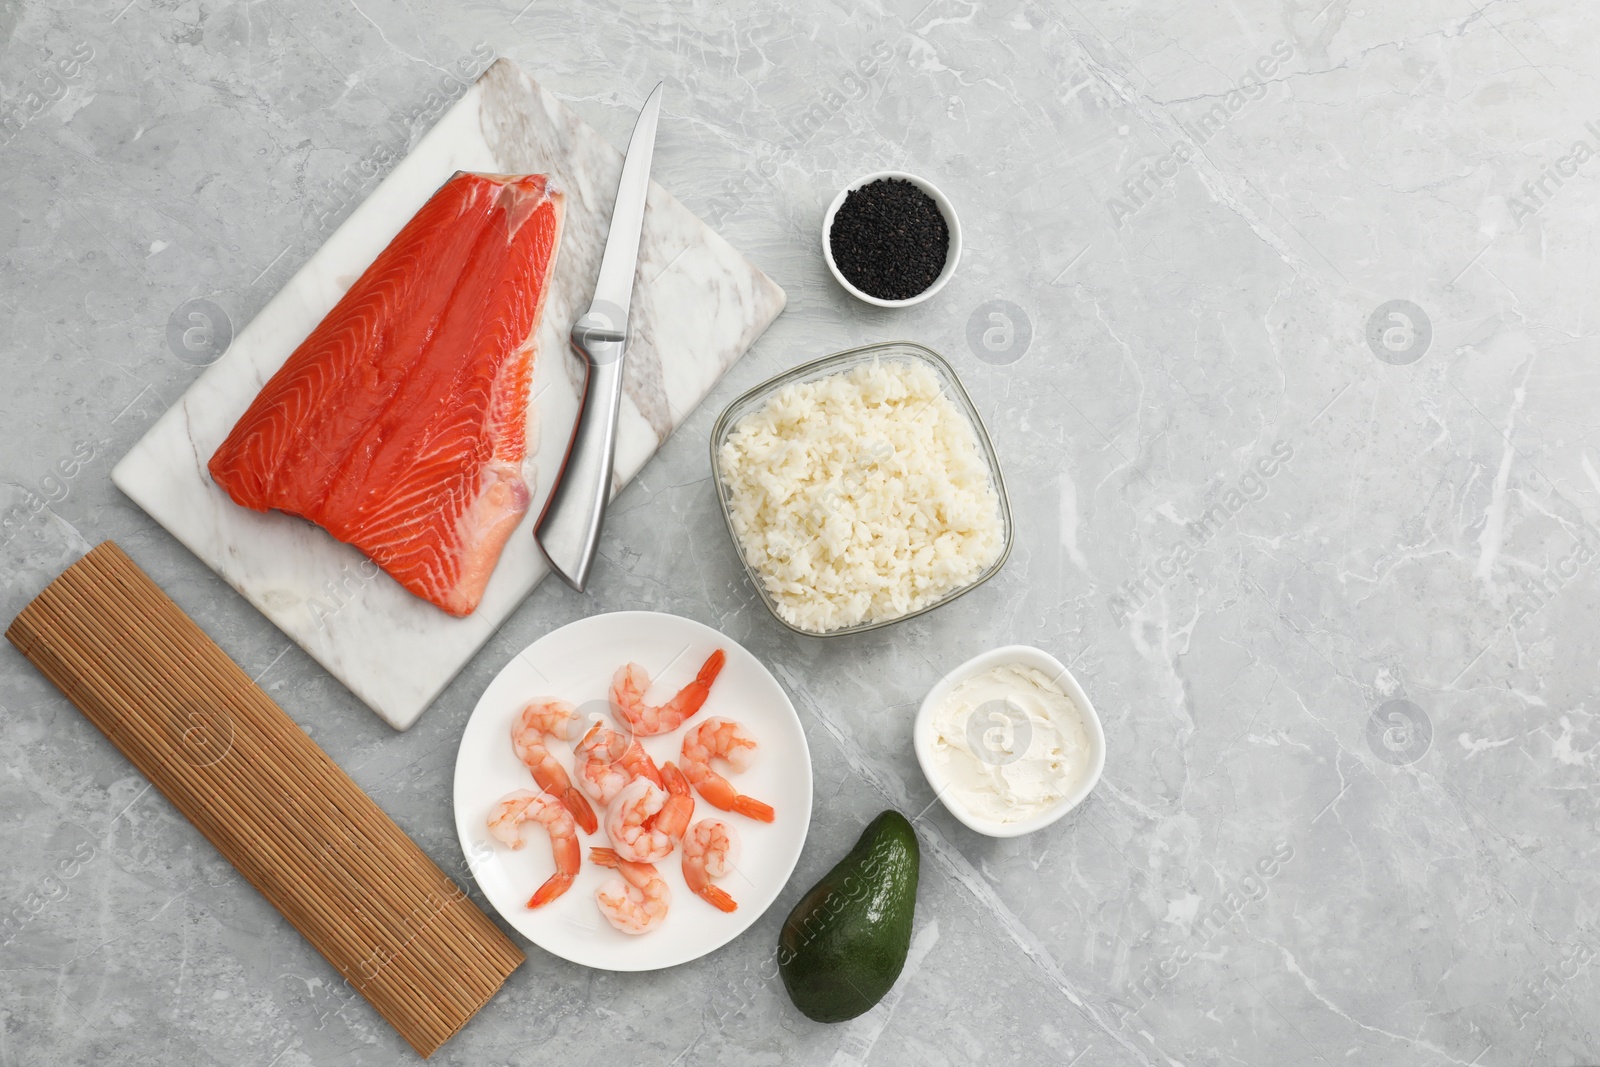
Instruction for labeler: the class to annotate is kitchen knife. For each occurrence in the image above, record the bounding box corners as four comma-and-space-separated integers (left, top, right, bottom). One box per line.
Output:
534, 83, 663, 591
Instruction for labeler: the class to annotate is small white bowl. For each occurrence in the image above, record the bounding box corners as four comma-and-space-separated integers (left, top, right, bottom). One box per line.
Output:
913, 644, 1105, 838
822, 170, 962, 308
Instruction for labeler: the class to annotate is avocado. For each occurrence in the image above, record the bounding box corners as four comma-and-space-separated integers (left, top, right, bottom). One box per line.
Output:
777, 810, 920, 1022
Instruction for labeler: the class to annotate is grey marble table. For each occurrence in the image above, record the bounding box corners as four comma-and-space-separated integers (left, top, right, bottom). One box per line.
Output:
3, 1, 1597, 1064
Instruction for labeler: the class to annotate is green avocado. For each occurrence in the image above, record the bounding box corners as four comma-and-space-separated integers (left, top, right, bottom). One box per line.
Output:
777, 810, 921, 1023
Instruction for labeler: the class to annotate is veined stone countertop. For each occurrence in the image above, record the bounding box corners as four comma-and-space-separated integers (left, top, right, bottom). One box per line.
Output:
2, 1, 1597, 1064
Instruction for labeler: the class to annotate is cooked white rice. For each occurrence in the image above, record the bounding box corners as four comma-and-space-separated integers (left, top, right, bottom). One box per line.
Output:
717, 358, 1004, 633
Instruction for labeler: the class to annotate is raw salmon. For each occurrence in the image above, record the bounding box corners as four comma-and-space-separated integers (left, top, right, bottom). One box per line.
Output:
208, 171, 565, 616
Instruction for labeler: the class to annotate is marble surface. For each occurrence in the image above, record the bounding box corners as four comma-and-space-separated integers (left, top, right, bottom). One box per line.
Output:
3, 0, 1599, 1064
110, 58, 785, 730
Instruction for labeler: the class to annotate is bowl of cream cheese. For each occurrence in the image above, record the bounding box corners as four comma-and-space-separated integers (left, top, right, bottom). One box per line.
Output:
913, 645, 1104, 837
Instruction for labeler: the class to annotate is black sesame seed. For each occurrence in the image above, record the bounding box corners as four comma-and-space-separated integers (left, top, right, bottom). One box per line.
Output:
828, 178, 950, 302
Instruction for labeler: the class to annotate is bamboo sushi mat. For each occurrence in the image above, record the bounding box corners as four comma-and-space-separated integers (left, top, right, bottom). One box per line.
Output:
5, 542, 523, 1058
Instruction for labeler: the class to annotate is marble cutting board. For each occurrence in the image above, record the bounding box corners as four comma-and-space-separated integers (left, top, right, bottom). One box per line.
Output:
111, 59, 786, 730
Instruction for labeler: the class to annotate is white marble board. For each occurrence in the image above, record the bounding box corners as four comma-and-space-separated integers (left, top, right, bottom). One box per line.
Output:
111, 60, 787, 730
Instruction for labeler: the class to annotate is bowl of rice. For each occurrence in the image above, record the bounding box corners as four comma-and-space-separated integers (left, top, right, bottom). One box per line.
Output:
710, 342, 1012, 637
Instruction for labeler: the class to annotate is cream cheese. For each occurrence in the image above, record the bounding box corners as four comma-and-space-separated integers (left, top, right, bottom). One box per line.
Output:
926, 663, 1090, 824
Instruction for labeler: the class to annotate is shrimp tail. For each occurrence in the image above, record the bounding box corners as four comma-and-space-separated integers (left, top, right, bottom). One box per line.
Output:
650, 763, 695, 842
731, 796, 775, 823
696, 649, 726, 688
636, 749, 664, 788
590, 846, 661, 881
695, 884, 738, 913
562, 787, 598, 835
677, 649, 727, 720
528, 871, 575, 908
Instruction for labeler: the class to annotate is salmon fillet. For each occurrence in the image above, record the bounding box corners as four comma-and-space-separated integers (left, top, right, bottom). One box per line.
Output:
208, 171, 565, 616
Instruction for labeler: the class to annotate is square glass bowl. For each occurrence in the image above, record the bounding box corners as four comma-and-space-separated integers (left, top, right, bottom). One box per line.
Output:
709, 341, 1013, 638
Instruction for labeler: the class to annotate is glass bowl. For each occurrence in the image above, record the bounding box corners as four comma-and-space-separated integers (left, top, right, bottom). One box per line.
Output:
709, 341, 1013, 638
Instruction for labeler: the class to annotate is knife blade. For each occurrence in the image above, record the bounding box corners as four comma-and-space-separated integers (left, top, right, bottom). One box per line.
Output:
534, 82, 663, 591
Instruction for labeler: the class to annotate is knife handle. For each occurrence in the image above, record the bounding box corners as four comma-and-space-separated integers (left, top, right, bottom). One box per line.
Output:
534, 330, 627, 591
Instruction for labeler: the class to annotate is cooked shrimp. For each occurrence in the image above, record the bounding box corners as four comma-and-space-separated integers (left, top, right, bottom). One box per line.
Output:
486, 789, 580, 908
651, 762, 695, 846
680, 717, 776, 822
609, 649, 726, 736
682, 818, 739, 912
589, 847, 670, 934
511, 699, 596, 834
604, 777, 676, 863
574, 720, 663, 805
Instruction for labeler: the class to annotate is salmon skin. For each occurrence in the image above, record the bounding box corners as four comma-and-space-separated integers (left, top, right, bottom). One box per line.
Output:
208, 171, 565, 617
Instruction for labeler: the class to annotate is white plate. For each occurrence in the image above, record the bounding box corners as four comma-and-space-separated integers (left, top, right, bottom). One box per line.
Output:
453, 611, 812, 971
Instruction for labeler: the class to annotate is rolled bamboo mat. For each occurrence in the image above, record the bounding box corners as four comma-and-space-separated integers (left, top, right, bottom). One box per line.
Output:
5, 542, 524, 1058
